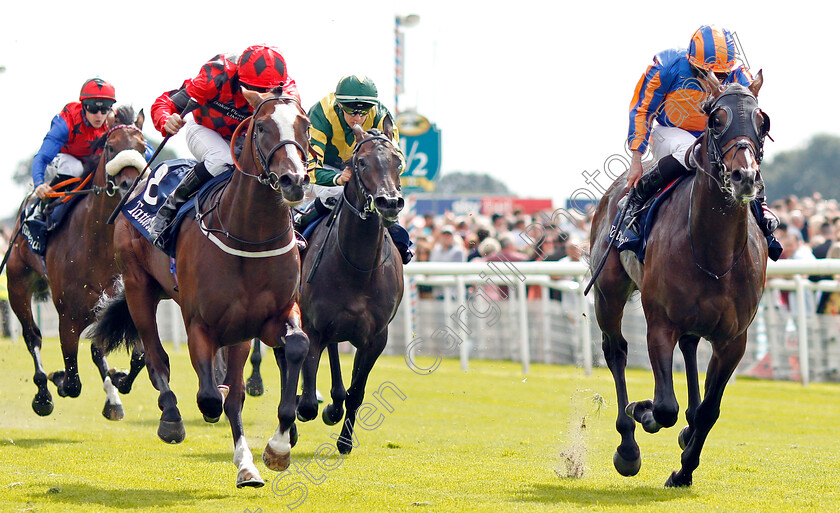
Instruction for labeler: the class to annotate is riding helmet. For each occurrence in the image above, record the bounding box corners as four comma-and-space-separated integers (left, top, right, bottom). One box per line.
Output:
334, 75, 379, 109
687, 25, 737, 73
238, 45, 288, 90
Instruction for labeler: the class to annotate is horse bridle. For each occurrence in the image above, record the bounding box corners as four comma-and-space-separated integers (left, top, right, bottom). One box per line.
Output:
703, 87, 770, 193
342, 134, 394, 220
230, 96, 309, 191
99, 124, 145, 197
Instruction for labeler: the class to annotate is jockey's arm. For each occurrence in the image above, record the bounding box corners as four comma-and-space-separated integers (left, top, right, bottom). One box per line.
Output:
31, 114, 70, 198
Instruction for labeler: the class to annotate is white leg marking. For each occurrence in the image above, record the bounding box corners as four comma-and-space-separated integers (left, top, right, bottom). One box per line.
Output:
267, 426, 291, 455
102, 376, 122, 405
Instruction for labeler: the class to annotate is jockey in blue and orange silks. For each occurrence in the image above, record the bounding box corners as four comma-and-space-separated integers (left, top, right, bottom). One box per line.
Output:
623, 25, 778, 236
148, 45, 301, 247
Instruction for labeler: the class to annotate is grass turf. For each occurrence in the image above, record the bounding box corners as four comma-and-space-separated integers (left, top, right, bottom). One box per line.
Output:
1, 336, 838, 512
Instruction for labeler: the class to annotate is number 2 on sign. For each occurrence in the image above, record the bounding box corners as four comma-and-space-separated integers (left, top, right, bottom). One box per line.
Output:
400, 139, 428, 177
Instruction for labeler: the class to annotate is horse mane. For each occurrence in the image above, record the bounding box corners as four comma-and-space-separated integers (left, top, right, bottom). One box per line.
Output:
84, 105, 138, 176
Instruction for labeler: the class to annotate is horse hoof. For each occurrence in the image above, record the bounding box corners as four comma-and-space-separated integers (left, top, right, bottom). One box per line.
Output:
204, 414, 221, 424
102, 402, 125, 421
322, 404, 343, 426
48, 371, 68, 397
108, 369, 134, 394
678, 426, 691, 450
262, 443, 291, 471
32, 395, 54, 417
158, 420, 186, 444
665, 470, 692, 488
337, 438, 354, 455
613, 449, 641, 477
297, 402, 318, 423
236, 468, 265, 488
246, 376, 264, 397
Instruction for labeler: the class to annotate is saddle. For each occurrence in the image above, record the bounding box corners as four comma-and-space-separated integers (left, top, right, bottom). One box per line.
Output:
609, 176, 782, 262
121, 159, 232, 258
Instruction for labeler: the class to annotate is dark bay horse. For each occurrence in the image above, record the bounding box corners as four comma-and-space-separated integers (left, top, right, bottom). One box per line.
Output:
6, 106, 148, 420
92, 90, 310, 488
294, 124, 404, 454
588, 71, 770, 487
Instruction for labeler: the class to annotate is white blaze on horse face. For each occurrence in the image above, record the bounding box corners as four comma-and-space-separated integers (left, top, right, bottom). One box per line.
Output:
267, 426, 292, 456
270, 106, 307, 178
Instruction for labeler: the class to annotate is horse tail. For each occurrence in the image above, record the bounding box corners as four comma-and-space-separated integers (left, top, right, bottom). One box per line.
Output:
88, 277, 139, 355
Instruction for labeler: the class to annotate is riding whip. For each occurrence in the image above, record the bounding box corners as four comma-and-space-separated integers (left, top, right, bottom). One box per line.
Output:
106, 98, 199, 224
584, 197, 631, 296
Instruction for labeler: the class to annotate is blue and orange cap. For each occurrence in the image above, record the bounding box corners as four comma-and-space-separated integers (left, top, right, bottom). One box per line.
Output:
687, 25, 737, 73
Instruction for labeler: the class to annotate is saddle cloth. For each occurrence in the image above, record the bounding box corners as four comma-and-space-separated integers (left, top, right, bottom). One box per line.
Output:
21, 189, 85, 256
121, 159, 232, 258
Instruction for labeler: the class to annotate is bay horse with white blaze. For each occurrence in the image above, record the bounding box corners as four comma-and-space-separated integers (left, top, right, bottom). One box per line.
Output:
6, 106, 148, 420
294, 124, 404, 454
92, 91, 310, 488
588, 71, 770, 487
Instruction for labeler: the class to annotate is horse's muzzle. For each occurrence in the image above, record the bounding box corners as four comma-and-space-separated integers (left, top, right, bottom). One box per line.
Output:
374, 195, 404, 223
730, 167, 758, 203
279, 173, 309, 205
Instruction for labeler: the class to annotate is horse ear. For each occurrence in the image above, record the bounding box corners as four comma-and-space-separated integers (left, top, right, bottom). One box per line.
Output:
748, 69, 763, 98
135, 108, 145, 130
106, 110, 116, 129
383, 115, 395, 141
352, 123, 366, 145
242, 88, 262, 110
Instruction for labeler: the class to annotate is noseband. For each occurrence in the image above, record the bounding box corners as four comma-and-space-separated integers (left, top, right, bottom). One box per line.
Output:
103, 124, 145, 197
343, 134, 393, 220
230, 96, 309, 191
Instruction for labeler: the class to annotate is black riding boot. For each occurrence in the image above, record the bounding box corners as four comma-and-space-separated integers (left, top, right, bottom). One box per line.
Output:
754, 189, 779, 237
149, 161, 212, 248
294, 197, 331, 233
622, 155, 686, 234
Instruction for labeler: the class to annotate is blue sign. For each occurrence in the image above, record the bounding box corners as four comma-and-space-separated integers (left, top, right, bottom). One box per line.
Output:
396, 112, 441, 191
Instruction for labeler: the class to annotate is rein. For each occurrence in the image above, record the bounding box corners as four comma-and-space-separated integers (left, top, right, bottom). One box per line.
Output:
687, 156, 749, 281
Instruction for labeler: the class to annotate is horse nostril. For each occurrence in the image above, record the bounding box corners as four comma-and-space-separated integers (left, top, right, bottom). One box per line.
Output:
374, 196, 402, 213
731, 169, 743, 183
396, 198, 405, 210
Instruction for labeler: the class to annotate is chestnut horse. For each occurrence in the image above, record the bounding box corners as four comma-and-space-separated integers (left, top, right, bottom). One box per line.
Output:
588, 72, 770, 487
294, 125, 404, 454
92, 91, 310, 488
6, 106, 148, 420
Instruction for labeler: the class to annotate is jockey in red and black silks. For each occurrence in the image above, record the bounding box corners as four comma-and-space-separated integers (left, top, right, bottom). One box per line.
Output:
147, 45, 301, 247
151, 48, 300, 142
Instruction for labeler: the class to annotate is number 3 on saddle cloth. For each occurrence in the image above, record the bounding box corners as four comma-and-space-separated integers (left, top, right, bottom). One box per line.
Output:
609, 175, 783, 263
21, 192, 85, 257
121, 159, 232, 258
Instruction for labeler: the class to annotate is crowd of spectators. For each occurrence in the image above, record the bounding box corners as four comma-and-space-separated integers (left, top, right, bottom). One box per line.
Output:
402, 192, 840, 314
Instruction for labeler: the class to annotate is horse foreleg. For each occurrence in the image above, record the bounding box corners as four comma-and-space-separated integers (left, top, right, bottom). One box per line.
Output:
91, 343, 124, 421
246, 339, 264, 397
628, 324, 680, 434
187, 324, 224, 423
335, 331, 387, 455
8, 277, 52, 416
322, 341, 346, 426
666, 334, 746, 488
296, 330, 325, 422
222, 342, 264, 488
677, 335, 701, 450
264, 305, 309, 471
